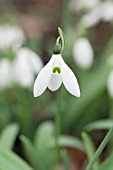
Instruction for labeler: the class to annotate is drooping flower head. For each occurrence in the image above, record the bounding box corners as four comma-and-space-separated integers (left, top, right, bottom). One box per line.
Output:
73, 37, 94, 69
13, 47, 43, 87
33, 28, 80, 97
0, 24, 25, 51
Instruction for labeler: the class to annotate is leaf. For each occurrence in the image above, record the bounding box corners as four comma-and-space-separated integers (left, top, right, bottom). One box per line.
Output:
98, 151, 113, 170
34, 121, 55, 170
60, 149, 70, 170
50, 135, 85, 152
85, 120, 113, 131
0, 146, 33, 170
20, 135, 39, 170
85, 126, 113, 170
0, 123, 19, 150
82, 132, 99, 170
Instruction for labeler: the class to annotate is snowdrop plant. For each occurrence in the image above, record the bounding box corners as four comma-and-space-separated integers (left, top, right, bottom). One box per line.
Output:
33, 27, 80, 168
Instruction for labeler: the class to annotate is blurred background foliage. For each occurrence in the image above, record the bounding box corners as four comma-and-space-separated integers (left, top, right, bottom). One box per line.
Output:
0, 0, 113, 169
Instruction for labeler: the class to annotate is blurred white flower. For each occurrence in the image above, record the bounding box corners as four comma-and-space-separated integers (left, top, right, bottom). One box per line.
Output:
70, 0, 99, 11
0, 58, 12, 88
73, 37, 94, 69
13, 47, 43, 87
107, 70, 113, 98
81, 1, 113, 28
81, 3, 103, 27
34, 54, 80, 97
0, 24, 25, 51
102, 1, 113, 22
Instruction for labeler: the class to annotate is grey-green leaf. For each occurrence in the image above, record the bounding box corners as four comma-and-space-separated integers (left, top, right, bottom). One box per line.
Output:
50, 135, 85, 152
0, 123, 19, 150
85, 120, 113, 131
98, 151, 113, 170
82, 132, 99, 170
0, 145, 34, 170
34, 121, 55, 170
20, 135, 39, 170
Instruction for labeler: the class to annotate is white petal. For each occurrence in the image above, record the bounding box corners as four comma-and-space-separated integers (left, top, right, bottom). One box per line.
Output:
102, 1, 113, 22
60, 57, 80, 97
33, 56, 54, 97
107, 71, 113, 98
16, 47, 43, 73
69, 0, 99, 11
48, 74, 62, 91
13, 51, 34, 87
0, 24, 25, 50
73, 37, 94, 69
81, 3, 103, 28
0, 58, 12, 88
29, 51, 43, 73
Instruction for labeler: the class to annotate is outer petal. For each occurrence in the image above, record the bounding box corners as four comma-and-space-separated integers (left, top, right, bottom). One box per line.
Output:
60, 57, 80, 97
107, 70, 113, 98
33, 56, 54, 97
48, 74, 62, 91
0, 58, 12, 88
20, 47, 43, 73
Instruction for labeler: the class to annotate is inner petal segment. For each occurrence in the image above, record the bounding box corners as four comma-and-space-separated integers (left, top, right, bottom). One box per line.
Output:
48, 74, 62, 91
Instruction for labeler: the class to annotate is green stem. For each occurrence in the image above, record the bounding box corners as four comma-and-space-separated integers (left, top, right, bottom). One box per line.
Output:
55, 88, 62, 169
86, 126, 113, 170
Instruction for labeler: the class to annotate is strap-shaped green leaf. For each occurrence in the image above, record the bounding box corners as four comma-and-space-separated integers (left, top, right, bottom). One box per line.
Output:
0, 123, 19, 150
34, 121, 55, 170
82, 132, 99, 170
98, 151, 113, 170
85, 120, 113, 131
0, 146, 33, 170
20, 135, 39, 170
50, 135, 85, 152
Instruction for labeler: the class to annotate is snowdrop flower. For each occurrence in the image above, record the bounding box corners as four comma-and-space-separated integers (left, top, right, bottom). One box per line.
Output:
69, 0, 99, 12
107, 71, 113, 98
81, 1, 113, 28
102, 1, 113, 22
0, 24, 25, 51
73, 37, 94, 69
81, 3, 103, 28
13, 47, 43, 87
34, 54, 80, 97
0, 58, 12, 88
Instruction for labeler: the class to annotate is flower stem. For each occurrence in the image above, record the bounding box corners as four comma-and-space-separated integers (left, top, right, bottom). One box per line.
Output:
55, 88, 62, 169
85, 126, 113, 170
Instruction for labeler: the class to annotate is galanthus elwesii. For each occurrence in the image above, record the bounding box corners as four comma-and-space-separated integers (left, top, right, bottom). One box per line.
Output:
33, 53, 80, 97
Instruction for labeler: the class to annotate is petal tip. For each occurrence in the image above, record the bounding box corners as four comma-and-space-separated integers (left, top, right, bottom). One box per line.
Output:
33, 89, 37, 97
73, 90, 80, 97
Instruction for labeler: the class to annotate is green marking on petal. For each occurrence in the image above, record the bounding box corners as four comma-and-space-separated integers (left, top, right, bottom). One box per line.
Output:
53, 67, 61, 74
